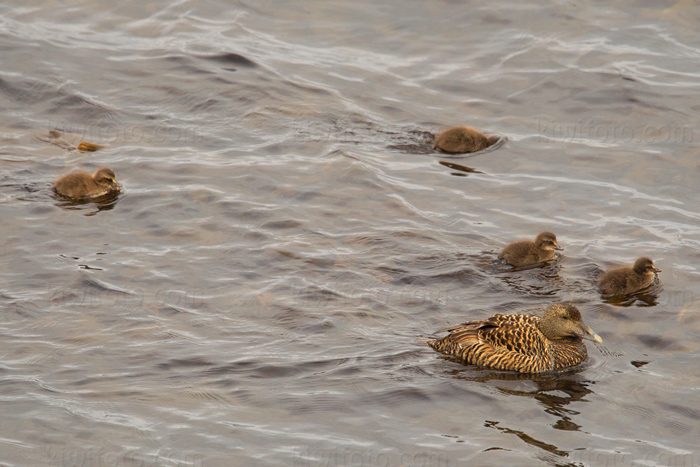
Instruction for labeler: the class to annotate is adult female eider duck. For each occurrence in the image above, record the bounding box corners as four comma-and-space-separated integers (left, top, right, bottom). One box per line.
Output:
427, 303, 602, 373
434, 126, 499, 154
54, 167, 120, 200
498, 231, 563, 267
598, 257, 661, 296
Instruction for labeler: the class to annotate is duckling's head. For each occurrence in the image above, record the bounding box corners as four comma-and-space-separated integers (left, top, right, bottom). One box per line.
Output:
93, 168, 120, 192
486, 135, 500, 146
535, 231, 562, 251
539, 303, 602, 343
633, 257, 661, 275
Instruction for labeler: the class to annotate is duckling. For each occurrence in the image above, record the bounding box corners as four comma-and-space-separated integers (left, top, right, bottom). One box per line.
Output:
498, 231, 563, 267
434, 126, 499, 154
598, 257, 661, 296
427, 303, 602, 373
53, 167, 120, 200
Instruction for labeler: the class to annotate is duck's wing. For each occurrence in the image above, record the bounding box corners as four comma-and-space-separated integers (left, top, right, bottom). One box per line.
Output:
436, 320, 492, 343
427, 320, 487, 356
439, 314, 544, 355
434, 313, 533, 334
434, 319, 490, 335
477, 319, 546, 357
429, 314, 551, 372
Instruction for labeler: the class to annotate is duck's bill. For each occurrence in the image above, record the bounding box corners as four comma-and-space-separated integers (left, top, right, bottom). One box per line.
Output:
587, 333, 603, 344
580, 324, 603, 344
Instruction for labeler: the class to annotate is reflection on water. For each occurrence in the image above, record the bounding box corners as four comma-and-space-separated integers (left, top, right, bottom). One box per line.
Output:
601, 283, 663, 307
53, 192, 121, 216
451, 366, 595, 462
485, 420, 570, 458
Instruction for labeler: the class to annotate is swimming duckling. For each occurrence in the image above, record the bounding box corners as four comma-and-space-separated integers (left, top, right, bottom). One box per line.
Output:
598, 257, 661, 296
434, 126, 499, 154
53, 167, 120, 199
427, 302, 602, 373
498, 231, 563, 267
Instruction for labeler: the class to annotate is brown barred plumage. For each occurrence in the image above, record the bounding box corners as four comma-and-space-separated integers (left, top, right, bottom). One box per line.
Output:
427, 303, 602, 373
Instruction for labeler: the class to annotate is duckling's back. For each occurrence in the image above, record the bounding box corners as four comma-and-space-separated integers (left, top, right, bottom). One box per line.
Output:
54, 172, 93, 199
499, 240, 555, 267
598, 266, 653, 295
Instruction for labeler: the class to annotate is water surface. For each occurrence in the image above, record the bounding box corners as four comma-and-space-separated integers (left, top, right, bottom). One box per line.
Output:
1, 1, 699, 466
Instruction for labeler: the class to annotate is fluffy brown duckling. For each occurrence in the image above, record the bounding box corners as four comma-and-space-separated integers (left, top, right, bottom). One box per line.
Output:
53, 167, 120, 200
434, 126, 499, 154
428, 303, 602, 373
498, 231, 563, 267
598, 257, 662, 296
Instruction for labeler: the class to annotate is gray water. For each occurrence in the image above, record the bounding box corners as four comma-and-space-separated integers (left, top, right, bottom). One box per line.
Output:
1, 1, 699, 466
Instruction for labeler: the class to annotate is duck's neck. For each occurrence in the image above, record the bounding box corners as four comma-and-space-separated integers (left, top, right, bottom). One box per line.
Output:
537, 318, 556, 340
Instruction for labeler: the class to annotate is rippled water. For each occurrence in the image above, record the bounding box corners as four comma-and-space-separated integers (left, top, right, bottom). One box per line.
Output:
1, 1, 700, 466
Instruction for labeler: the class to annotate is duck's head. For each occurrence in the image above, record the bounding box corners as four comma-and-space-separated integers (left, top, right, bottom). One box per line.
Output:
93, 167, 120, 192
535, 231, 563, 251
539, 303, 602, 343
633, 257, 661, 275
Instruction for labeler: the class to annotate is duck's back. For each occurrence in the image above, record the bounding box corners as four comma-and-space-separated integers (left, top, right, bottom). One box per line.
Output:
428, 314, 587, 373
